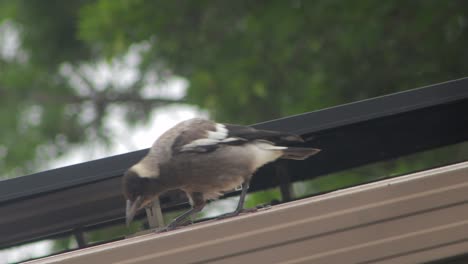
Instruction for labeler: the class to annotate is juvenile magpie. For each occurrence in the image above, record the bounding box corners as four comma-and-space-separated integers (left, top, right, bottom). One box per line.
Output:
123, 118, 320, 230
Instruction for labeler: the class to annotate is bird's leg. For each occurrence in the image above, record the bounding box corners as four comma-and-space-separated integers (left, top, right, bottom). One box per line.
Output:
217, 180, 253, 220
234, 181, 250, 213
161, 192, 205, 232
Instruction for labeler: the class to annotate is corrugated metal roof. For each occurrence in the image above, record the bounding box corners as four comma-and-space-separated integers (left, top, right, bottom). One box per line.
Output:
29, 161, 468, 264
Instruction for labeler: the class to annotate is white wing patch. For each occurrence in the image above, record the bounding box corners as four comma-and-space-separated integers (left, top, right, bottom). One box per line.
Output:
181, 123, 230, 151
181, 138, 219, 151
206, 123, 228, 140
221, 137, 244, 143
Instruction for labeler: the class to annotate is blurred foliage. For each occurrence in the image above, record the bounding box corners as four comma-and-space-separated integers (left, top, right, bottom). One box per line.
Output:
1, 0, 468, 176
77, 0, 468, 122
84, 221, 141, 245
51, 235, 77, 253
244, 188, 282, 209
294, 141, 468, 198
0, 0, 468, 259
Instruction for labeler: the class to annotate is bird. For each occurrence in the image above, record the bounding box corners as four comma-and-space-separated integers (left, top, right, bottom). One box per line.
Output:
123, 118, 320, 230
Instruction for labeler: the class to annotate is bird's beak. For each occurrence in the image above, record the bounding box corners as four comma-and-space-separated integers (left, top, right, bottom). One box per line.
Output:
126, 196, 142, 226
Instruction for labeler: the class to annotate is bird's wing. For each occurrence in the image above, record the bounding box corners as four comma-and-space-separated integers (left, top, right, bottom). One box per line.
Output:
170, 119, 304, 154
171, 119, 241, 153
172, 118, 223, 154
223, 124, 304, 143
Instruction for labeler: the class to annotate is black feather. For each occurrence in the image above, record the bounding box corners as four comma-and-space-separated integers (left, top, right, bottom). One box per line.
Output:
224, 124, 304, 144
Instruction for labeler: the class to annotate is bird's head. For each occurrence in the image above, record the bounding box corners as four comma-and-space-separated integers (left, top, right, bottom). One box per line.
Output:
122, 166, 162, 226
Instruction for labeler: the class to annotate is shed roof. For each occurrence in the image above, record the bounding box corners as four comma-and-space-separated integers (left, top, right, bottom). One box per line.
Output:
29, 161, 468, 264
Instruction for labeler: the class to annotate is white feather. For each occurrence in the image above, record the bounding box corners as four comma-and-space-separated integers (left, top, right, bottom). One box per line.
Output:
254, 140, 287, 150
207, 129, 227, 140
182, 123, 229, 151
217, 123, 228, 133
207, 124, 228, 140
131, 163, 158, 178
182, 138, 220, 151
221, 137, 243, 143
246, 141, 285, 170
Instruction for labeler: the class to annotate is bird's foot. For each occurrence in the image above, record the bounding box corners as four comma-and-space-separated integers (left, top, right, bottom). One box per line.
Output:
216, 207, 258, 220
155, 227, 168, 233
155, 224, 177, 233
155, 217, 195, 233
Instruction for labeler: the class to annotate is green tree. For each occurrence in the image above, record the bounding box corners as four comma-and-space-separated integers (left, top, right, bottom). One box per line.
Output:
78, 0, 468, 121
1, 0, 468, 176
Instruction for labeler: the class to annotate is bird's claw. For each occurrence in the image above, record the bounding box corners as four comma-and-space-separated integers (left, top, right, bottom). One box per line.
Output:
216, 207, 258, 220
155, 227, 168, 233
155, 225, 175, 233
156, 219, 188, 233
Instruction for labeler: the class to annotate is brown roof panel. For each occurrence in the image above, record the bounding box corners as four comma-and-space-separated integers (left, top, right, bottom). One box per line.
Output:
29, 161, 468, 264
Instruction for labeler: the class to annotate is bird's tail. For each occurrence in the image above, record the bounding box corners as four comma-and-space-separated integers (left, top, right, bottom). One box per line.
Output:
281, 147, 321, 160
